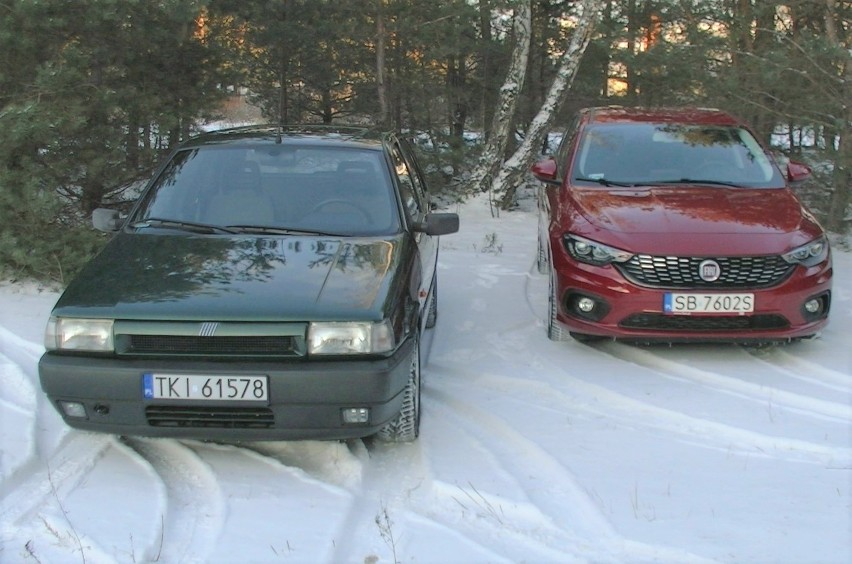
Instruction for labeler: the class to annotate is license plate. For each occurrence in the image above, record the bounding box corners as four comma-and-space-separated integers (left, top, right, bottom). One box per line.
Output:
663, 293, 754, 315
143, 373, 268, 401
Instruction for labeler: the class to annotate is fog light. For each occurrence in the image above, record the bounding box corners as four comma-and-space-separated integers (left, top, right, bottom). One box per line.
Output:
342, 407, 370, 425
804, 299, 821, 314
59, 401, 87, 418
577, 297, 596, 313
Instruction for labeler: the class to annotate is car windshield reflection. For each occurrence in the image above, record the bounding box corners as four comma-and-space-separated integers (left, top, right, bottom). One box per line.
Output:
572, 123, 784, 188
133, 146, 401, 237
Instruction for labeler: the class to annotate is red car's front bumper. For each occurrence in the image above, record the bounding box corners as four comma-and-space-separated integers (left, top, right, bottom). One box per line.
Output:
551, 253, 832, 342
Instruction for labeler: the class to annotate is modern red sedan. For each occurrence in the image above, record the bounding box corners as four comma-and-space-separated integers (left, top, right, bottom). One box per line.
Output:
534, 107, 832, 343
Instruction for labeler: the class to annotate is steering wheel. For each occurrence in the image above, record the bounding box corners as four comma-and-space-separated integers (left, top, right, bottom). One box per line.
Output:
307, 199, 372, 222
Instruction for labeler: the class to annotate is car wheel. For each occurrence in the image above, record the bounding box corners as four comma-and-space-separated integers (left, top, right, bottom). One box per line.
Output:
537, 234, 548, 274
376, 331, 421, 442
547, 275, 569, 341
425, 273, 438, 329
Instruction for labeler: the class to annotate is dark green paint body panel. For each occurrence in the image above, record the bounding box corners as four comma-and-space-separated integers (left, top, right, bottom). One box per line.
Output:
53, 232, 413, 322
39, 337, 415, 441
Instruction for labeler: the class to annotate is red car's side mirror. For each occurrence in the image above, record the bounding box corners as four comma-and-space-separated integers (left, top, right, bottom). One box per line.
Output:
786, 161, 812, 184
531, 158, 561, 186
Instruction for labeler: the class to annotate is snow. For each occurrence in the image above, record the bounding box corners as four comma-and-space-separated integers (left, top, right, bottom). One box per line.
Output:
1, 190, 851, 564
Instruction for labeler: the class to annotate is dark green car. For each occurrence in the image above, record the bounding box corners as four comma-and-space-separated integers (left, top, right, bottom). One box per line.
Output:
38, 125, 459, 442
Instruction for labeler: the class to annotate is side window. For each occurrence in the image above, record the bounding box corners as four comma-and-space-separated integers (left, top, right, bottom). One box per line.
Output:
391, 145, 422, 218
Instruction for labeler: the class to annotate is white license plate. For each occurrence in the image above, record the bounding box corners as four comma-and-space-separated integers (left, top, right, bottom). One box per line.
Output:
143, 373, 268, 401
663, 293, 754, 315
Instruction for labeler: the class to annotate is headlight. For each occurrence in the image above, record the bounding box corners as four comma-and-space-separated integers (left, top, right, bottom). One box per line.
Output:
782, 237, 829, 267
45, 317, 114, 352
308, 321, 395, 355
563, 234, 633, 266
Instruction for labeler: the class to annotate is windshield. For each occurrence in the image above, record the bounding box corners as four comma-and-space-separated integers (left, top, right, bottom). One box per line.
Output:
132, 145, 400, 236
572, 123, 785, 188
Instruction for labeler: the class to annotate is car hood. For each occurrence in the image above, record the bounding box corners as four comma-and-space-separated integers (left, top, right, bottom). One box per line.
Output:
52, 233, 405, 321
571, 185, 820, 253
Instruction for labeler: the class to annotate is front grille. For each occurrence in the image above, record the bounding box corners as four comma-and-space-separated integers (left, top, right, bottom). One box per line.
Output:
123, 335, 300, 357
617, 255, 793, 289
146, 405, 275, 428
620, 313, 789, 332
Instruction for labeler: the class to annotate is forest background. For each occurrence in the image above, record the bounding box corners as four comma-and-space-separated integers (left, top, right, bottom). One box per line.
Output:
0, 0, 849, 285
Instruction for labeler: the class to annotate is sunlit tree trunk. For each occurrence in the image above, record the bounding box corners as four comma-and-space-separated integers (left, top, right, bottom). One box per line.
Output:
494, 0, 604, 209
468, 0, 531, 200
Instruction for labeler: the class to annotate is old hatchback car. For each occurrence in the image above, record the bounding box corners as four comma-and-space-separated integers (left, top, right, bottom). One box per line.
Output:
39, 125, 458, 442
534, 107, 832, 343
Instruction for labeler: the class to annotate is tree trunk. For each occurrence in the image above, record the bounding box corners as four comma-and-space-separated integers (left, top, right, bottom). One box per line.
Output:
495, 0, 604, 209
824, 0, 850, 232
478, 0, 495, 141
376, 0, 389, 128
467, 1, 531, 200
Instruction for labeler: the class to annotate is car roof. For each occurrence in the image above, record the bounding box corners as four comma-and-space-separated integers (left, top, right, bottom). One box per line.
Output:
584, 106, 742, 127
180, 124, 390, 151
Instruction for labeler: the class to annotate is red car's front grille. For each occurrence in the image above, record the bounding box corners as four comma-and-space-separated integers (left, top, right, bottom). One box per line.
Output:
620, 313, 789, 332
617, 255, 794, 289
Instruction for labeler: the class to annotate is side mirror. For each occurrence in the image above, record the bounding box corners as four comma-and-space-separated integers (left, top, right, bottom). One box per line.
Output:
531, 158, 561, 186
92, 208, 122, 232
415, 212, 459, 236
786, 161, 812, 184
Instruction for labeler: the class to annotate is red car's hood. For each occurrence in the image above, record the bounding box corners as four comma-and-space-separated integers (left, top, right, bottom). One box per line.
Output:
571, 185, 817, 254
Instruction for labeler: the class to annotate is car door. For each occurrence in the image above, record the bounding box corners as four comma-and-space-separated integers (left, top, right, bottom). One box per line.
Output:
390, 140, 437, 317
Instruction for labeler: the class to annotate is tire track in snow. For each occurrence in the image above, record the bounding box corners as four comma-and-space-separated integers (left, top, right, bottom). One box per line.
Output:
597, 342, 852, 424
0, 433, 112, 535
425, 384, 713, 563
744, 346, 852, 392
122, 437, 225, 563
431, 359, 851, 468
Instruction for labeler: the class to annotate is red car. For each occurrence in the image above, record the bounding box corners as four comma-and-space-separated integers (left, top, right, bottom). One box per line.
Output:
534, 107, 832, 343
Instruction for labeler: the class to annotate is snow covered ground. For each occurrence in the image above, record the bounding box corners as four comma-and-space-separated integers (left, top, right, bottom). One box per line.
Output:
1, 191, 850, 563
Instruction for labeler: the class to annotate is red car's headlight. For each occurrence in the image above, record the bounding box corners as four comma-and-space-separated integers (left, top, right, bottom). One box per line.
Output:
782, 237, 829, 267
563, 234, 633, 266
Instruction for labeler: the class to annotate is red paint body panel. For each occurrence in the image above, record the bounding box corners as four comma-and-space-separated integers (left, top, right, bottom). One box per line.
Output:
536, 107, 832, 342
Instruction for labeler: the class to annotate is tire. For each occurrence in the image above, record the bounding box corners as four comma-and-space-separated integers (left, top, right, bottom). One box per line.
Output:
425, 274, 438, 329
536, 234, 548, 274
375, 332, 421, 442
547, 275, 569, 342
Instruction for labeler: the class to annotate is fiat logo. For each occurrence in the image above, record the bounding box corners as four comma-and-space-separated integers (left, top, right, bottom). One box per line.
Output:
699, 260, 721, 282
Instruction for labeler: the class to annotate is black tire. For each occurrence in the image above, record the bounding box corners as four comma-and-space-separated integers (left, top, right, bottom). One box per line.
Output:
375, 332, 421, 442
425, 274, 438, 329
547, 275, 569, 341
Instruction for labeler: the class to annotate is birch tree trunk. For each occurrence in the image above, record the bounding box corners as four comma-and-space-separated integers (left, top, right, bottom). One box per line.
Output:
494, 0, 604, 210
467, 0, 531, 200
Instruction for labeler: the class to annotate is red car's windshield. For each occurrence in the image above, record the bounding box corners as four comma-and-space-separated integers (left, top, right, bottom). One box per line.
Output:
572, 123, 785, 188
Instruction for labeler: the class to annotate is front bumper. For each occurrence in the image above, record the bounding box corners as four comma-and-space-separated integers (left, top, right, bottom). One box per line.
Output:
551, 256, 832, 343
38, 337, 414, 441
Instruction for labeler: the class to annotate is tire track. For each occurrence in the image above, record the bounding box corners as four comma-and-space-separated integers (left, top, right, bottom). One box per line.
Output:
425, 385, 714, 563
597, 342, 852, 424
430, 360, 852, 468
122, 437, 225, 564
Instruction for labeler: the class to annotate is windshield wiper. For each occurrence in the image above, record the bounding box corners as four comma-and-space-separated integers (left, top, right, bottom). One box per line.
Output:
131, 218, 236, 234
226, 225, 346, 237
656, 178, 742, 188
574, 177, 639, 188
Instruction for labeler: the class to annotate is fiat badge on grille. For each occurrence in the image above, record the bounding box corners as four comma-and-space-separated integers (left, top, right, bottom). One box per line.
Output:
199, 322, 219, 337
698, 259, 721, 282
